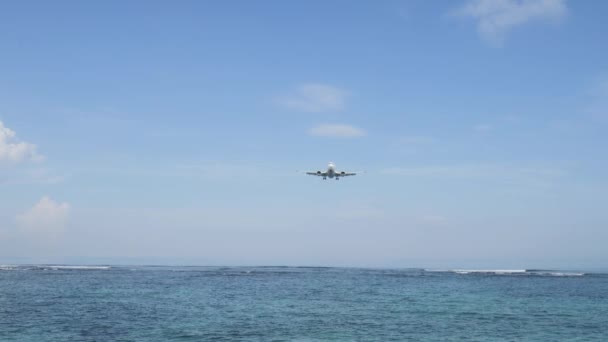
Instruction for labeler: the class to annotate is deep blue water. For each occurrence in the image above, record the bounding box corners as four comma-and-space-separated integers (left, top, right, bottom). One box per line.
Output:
1, 266, 607, 341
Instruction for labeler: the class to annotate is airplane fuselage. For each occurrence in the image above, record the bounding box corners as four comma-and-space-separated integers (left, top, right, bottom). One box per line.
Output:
326, 162, 336, 178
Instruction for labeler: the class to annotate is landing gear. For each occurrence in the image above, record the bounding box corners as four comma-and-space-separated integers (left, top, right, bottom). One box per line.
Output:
323, 177, 326, 180
336, 177, 339, 180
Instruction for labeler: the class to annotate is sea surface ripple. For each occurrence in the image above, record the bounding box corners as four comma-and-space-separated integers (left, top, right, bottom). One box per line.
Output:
1, 266, 607, 341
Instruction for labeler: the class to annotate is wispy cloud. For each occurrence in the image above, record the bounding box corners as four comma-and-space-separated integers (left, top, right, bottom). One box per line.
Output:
587, 76, 608, 122
16, 196, 71, 235
174, 162, 264, 180
0, 121, 44, 164
0, 167, 65, 186
393, 136, 438, 154
419, 214, 448, 225
454, 0, 567, 45
382, 162, 567, 188
277, 83, 348, 113
473, 123, 493, 132
398, 136, 437, 145
308, 124, 367, 138
331, 201, 385, 221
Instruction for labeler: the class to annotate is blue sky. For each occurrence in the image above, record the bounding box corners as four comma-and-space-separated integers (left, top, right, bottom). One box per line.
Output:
1, 0, 607, 268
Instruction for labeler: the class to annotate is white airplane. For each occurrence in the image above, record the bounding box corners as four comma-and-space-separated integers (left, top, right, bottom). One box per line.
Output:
306, 162, 357, 180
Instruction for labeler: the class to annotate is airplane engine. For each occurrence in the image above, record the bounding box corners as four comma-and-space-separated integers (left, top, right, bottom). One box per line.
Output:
340, 171, 345, 175
317, 171, 321, 174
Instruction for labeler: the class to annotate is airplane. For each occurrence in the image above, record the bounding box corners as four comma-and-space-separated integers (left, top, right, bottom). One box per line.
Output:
305, 162, 357, 180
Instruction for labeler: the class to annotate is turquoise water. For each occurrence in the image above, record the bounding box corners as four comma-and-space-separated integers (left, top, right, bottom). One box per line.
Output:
1, 266, 607, 341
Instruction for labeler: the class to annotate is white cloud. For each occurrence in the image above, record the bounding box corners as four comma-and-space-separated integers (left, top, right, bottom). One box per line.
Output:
0, 121, 43, 163
277, 83, 348, 113
455, 0, 567, 45
16, 197, 70, 235
308, 124, 367, 138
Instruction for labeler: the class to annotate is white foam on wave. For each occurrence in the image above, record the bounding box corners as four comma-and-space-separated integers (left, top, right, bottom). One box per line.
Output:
532, 271, 585, 277
425, 269, 585, 276
453, 269, 527, 274
1, 265, 111, 271
46, 265, 111, 270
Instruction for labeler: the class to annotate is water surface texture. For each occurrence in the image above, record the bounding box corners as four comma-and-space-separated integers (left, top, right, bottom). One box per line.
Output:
1, 266, 607, 341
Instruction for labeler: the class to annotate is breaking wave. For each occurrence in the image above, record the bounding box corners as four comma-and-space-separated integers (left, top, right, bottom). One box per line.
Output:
44, 265, 111, 270
424, 269, 585, 277
0, 265, 111, 271
0, 265, 589, 277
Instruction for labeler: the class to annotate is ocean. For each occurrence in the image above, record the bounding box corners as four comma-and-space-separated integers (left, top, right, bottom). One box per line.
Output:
1, 266, 607, 341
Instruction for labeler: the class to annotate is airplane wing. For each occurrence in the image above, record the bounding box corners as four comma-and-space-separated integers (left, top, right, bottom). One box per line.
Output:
306, 172, 327, 177
338, 172, 357, 177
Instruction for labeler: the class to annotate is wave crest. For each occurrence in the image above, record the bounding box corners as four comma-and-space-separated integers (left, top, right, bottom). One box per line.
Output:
424, 269, 585, 277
